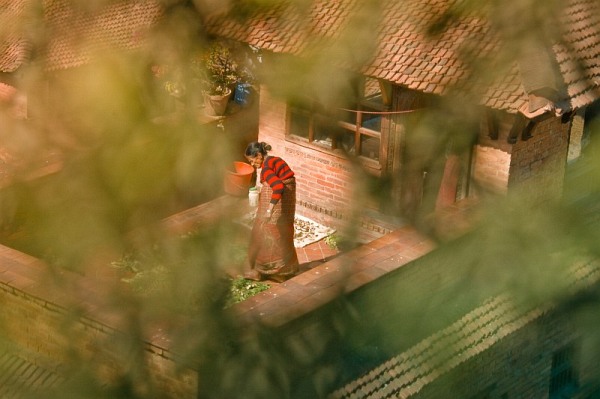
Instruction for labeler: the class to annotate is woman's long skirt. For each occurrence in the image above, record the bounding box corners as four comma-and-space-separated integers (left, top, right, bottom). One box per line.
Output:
248, 178, 299, 278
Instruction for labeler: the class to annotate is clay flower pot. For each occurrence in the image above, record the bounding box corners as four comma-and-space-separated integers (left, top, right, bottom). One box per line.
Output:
203, 88, 232, 116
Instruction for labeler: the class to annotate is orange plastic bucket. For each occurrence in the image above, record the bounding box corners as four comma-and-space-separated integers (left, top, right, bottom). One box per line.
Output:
224, 161, 254, 196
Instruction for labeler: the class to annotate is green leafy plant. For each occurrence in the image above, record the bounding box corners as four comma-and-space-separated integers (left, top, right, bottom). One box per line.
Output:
110, 242, 271, 312
324, 233, 358, 251
324, 233, 340, 250
191, 42, 241, 96
225, 277, 271, 307
110, 252, 170, 295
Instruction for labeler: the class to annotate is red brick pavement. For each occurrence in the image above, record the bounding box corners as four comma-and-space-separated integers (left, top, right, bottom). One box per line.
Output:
160, 195, 479, 327
296, 239, 340, 268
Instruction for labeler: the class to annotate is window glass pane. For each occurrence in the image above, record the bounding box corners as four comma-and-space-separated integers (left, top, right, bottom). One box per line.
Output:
360, 135, 380, 160
289, 109, 309, 139
331, 107, 355, 124
361, 111, 382, 131
313, 116, 334, 148
286, 81, 387, 169
311, 115, 355, 154
336, 130, 356, 154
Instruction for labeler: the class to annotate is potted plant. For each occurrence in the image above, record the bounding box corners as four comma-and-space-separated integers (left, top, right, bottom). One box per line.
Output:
191, 42, 241, 116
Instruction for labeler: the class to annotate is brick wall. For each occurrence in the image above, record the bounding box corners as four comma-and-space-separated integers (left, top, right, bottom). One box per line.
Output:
257, 87, 572, 228
414, 310, 576, 399
257, 85, 288, 155
0, 245, 197, 398
2, 200, 598, 398
473, 113, 570, 204
509, 116, 570, 204
257, 85, 358, 229
473, 114, 514, 195
472, 145, 511, 195
287, 233, 600, 399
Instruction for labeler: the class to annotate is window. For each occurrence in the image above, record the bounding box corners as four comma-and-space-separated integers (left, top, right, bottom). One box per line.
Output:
287, 77, 389, 171
549, 343, 578, 398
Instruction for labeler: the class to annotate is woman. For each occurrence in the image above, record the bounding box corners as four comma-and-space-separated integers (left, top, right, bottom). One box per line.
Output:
244, 141, 299, 282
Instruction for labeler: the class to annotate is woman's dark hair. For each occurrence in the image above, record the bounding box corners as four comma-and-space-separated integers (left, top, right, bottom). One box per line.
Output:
245, 141, 272, 157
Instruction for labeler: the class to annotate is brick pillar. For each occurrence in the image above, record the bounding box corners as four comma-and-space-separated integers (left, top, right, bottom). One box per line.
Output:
508, 116, 570, 204
436, 154, 461, 209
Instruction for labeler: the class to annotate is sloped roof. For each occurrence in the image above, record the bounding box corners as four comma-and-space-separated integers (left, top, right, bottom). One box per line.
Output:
330, 294, 546, 399
42, 0, 164, 71
0, 350, 64, 396
555, 0, 600, 113
330, 258, 600, 399
205, 0, 600, 115
0, 0, 32, 72
0, 81, 17, 102
0, 0, 164, 73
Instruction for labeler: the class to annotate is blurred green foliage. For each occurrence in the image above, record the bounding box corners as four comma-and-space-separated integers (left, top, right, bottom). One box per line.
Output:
0, 0, 599, 398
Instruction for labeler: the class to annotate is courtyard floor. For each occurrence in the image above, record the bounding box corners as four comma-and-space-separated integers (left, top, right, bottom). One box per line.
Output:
161, 195, 401, 288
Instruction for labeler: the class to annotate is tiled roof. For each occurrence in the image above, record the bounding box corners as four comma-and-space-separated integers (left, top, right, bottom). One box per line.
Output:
330, 259, 600, 399
42, 0, 164, 71
0, 82, 17, 102
0, 350, 64, 397
0, 0, 32, 72
555, 0, 600, 111
330, 294, 546, 399
205, 0, 600, 114
0, 0, 163, 73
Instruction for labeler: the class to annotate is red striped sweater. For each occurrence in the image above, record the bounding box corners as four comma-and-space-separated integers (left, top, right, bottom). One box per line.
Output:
260, 156, 295, 204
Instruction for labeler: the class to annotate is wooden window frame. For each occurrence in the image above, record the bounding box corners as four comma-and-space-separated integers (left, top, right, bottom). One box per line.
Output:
286, 78, 390, 175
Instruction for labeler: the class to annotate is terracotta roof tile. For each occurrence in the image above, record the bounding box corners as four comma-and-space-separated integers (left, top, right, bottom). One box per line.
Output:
1, 0, 164, 73
0, 82, 17, 102
330, 295, 545, 399
329, 258, 600, 399
42, 0, 164, 71
206, 0, 600, 114
0, 350, 64, 395
553, 0, 600, 111
0, 0, 32, 72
